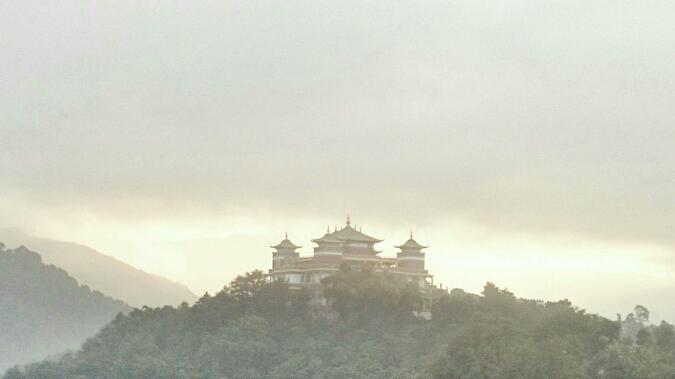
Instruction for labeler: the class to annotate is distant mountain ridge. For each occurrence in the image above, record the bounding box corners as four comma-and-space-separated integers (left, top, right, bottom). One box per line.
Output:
0, 244, 131, 372
0, 229, 197, 308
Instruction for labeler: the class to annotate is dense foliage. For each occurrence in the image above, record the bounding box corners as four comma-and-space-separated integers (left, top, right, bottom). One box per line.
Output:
7, 267, 675, 378
0, 243, 130, 373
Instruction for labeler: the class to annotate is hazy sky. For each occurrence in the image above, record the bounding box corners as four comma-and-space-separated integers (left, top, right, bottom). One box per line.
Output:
1, 1, 674, 320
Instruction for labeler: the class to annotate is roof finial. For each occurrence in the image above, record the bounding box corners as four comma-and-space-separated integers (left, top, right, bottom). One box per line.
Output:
285, 232, 288, 239
410, 231, 413, 240
346, 215, 351, 226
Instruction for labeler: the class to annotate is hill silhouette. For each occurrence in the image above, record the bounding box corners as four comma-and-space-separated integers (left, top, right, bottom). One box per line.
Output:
8, 268, 675, 378
0, 243, 131, 373
0, 229, 197, 308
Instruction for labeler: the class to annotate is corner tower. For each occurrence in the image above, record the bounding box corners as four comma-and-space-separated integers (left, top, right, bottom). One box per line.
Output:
271, 233, 301, 269
395, 232, 428, 272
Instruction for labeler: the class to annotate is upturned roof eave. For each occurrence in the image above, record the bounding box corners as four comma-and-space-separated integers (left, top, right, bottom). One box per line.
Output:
328, 225, 383, 243
271, 239, 302, 249
395, 239, 428, 249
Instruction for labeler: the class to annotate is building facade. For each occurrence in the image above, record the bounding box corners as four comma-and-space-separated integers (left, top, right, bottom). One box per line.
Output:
269, 217, 436, 318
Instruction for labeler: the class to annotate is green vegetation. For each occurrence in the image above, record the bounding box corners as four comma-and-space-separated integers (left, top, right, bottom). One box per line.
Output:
7, 267, 675, 378
0, 243, 130, 373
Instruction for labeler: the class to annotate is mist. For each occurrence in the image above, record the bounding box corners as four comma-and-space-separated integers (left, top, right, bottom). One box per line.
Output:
1, 0, 674, 333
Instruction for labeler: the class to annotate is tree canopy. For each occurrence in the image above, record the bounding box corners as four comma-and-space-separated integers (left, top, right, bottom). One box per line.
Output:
6, 267, 675, 379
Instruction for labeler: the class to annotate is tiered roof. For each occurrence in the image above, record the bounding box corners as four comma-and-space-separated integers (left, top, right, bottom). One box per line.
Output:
395, 233, 428, 250
311, 232, 343, 244
312, 217, 383, 244
271, 233, 301, 250
329, 225, 382, 243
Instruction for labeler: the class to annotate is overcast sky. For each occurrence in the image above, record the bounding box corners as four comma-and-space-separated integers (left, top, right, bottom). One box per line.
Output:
1, 1, 674, 320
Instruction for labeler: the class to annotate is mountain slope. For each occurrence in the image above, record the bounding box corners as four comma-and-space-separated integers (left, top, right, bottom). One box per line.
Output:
13, 269, 668, 379
0, 244, 131, 372
0, 229, 197, 308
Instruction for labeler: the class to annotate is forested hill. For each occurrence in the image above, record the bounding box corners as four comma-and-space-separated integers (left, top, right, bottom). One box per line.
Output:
7, 268, 675, 379
0, 243, 130, 373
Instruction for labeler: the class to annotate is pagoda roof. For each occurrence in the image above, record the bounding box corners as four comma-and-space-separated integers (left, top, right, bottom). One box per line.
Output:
271, 234, 301, 250
329, 225, 383, 243
395, 234, 428, 250
311, 232, 344, 244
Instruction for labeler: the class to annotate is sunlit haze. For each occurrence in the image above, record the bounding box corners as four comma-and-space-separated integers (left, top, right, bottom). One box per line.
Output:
1, 0, 674, 323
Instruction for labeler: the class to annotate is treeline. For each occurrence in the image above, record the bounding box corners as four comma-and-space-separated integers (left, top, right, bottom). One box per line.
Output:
6, 267, 675, 378
0, 243, 130, 373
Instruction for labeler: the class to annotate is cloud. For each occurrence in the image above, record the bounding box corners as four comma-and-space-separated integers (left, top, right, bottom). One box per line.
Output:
1, 0, 673, 248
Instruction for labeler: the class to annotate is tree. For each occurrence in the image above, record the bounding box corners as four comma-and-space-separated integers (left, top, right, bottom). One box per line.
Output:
228, 270, 268, 299
636, 328, 651, 346
633, 305, 649, 325
2, 368, 24, 379
653, 321, 675, 351
322, 266, 422, 323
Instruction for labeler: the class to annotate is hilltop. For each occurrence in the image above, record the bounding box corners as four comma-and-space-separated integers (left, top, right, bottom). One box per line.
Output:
8, 267, 675, 378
